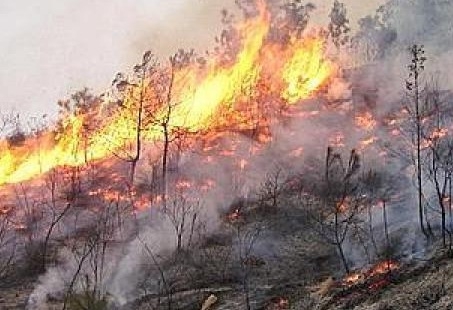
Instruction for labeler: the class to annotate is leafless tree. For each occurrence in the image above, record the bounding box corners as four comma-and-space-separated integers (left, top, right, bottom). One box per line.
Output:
162, 190, 201, 253
257, 167, 287, 209
157, 50, 198, 203
304, 148, 365, 274
405, 44, 429, 236
387, 46, 433, 238
62, 201, 121, 310
231, 219, 263, 310
0, 210, 15, 280
139, 237, 174, 310
158, 55, 178, 201
12, 184, 41, 253
421, 81, 453, 248
41, 169, 72, 270
110, 51, 159, 184
360, 169, 400, 263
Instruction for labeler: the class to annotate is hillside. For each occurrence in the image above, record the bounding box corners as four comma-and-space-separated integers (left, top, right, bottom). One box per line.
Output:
1, 0, 453, 309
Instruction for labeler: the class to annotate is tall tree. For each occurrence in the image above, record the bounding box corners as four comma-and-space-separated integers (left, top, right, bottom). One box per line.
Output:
406, 44, 429, 236
421, 81, 453, 248
111, 51, 158, 184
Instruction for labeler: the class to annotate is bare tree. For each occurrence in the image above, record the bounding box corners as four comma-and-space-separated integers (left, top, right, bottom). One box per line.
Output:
162, 191, 201, 253
158, 54, 177, 200
63, 201, 121, 310
12, 184, 42, 256
405, 44, 429, 236
110, 51, 159, 184
139, 237, 174, 310
305, 148, 365, 274
257, 167, 287, 209
360, 169, 400, 263
230, 217, 263, 310
41, 169, 72, 270
421, 81, 453, 248
157, 50, 198, 202
0, 211, 16, 280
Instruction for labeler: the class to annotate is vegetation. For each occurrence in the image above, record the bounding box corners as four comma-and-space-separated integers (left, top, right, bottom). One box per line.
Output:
1, 1, 453, 310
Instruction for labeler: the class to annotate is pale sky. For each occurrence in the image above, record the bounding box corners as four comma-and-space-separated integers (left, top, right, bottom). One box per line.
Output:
0, 0, 386, 118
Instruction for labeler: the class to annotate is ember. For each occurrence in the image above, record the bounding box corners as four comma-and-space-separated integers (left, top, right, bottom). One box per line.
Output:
2, 1, 453, 309
366, 260, 399, 278
267, 297, 289, 310
343, 260, 400, 287
227, 209, 242, 222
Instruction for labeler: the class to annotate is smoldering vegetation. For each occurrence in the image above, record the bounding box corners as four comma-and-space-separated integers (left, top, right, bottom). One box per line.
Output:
0, 0, 453, 310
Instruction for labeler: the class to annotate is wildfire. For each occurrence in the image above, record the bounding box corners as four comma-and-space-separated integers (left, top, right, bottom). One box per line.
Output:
289, 147, 304, 157
343, 260, 400, 287
0, 1, 336, 188
227, 208, 242, 222
267, 297, 289, 310
239, 158, 248, 171
367, 260, 399, 278
281, 37, 336, 104
359, 136, 378, 151
355, 111, 377, 131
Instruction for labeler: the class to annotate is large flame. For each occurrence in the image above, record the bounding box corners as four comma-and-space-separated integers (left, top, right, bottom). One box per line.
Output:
0, 3, 336, 187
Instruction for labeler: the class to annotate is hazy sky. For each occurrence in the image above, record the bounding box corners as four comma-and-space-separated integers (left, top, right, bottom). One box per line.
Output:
0, 0, 386, 118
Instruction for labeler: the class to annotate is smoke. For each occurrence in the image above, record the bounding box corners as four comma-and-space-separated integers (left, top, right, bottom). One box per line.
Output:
355, 0, 453, 109
0, 0, 233, 119
23, 0, 453, 308
339, 0, 453, 265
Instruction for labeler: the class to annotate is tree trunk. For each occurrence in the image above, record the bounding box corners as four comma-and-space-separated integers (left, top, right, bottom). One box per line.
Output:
383, 200, 391, 270
337, 242, 350, 274
416, 84, 427, 237
130, 159, 138, 186
411, 45, 428, 237
449, 175, 452, 251
162, 121, 169, 205
335, 212, 349, 273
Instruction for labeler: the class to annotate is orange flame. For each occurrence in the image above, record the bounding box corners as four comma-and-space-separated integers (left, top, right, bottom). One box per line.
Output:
344, 260, 399, 286
0, 3, 336, 187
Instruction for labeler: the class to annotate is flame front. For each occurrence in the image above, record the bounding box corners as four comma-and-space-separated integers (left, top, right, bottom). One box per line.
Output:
0, 3, 336, 187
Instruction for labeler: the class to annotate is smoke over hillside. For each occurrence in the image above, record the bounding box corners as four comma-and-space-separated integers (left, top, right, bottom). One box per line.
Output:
0, 0, 452, 309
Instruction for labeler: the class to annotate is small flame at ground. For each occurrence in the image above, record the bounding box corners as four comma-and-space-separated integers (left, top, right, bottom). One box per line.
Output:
344, 260, 400, 287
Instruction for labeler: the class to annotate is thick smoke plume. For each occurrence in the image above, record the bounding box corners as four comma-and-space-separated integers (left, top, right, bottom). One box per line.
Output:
19, 0, 453, 308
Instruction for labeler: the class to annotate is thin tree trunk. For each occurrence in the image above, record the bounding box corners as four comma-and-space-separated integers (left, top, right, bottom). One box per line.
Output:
411, 46, 428, 237
335, 212, 349, 273
337, 242, 350, 274
442, 193, 447, 248
448, 174, 453, 252
383, 200, 392, 273
368, 205, 378, 256
162, 120, 169, 206
383, 201, 389, 251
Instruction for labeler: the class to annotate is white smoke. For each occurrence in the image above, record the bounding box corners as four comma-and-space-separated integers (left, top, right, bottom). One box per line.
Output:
26, 0, 453, 308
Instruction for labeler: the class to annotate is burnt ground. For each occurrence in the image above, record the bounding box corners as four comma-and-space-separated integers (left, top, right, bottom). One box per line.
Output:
122, 248, 453, 310
119, 195, 453, 310
3, 196, 453, 310
313, 249, 453, 310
